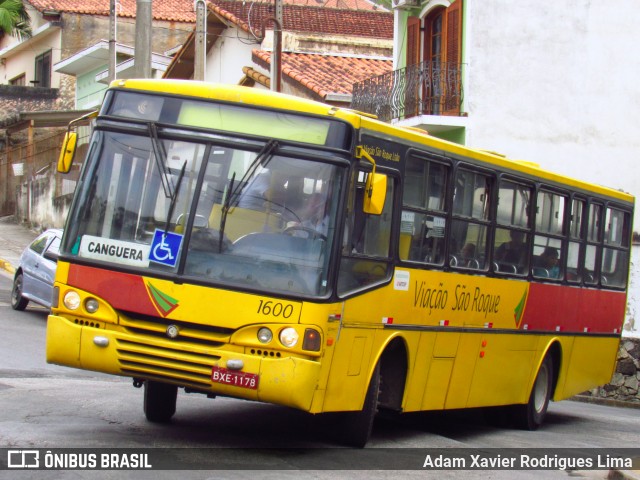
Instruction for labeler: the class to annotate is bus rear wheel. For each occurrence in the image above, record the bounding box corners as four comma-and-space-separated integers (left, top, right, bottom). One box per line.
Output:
513, 355, 553, 430
338, 363, 380, 448
143, 380, 178, 423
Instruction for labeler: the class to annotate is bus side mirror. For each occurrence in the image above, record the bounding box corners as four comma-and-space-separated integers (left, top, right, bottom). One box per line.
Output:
58, 132, 77, 173
363, 172, 387, 215
355, 145, 387, 215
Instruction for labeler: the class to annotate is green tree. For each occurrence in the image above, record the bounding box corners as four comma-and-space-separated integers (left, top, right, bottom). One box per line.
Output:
0, 0, 31, 41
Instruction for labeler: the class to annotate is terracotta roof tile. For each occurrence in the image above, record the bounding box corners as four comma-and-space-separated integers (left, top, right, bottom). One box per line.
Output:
27, 0, 386, 23
253, 49, 391, 98
278, 0, 385, 11
27, 0, 196, 22
209, 0, 393, 39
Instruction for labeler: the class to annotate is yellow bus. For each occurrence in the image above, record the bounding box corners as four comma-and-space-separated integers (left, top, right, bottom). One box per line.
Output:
47, 79, 633, 447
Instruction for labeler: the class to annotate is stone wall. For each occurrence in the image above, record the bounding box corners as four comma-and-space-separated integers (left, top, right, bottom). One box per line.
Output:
583, 338, 640, 404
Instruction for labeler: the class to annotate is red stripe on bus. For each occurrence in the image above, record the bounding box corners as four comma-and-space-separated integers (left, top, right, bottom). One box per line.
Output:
521, 283, 625, 334
67, 264, 158, 317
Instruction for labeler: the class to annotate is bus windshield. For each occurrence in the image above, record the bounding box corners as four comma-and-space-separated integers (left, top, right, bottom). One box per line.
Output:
62, 127, 344, 298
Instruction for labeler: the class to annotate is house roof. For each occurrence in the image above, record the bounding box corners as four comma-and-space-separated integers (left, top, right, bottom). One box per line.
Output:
164, 0, 392, 80
252, 49, 392, 100
27, 0, 386, 23
209, 0, 393, 39
281, 0, 385, 10
54, 40, 135, 75
27, 0, 197, 22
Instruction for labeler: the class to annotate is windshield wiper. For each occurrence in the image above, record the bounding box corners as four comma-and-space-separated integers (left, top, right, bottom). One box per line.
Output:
148, 122, 174, 199
218, 139, 279, 251
226, 139, 279, 209
163, 160, 187, 235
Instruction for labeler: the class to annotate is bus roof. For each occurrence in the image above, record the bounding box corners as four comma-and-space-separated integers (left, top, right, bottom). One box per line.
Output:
110, 79, 633, 206
358, 115, 634, 206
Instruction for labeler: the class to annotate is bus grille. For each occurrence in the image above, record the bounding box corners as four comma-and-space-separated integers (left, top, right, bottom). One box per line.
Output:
118, 310, 233, 347
116, 338, 219, 387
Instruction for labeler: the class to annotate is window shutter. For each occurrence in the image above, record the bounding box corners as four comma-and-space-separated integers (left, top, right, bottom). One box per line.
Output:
446, 0, 462, 65
406, 16, 421, 67
444, 0, 463, 115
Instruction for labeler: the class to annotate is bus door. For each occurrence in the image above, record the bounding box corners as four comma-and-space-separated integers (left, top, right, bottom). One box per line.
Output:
323, 167, 395, 412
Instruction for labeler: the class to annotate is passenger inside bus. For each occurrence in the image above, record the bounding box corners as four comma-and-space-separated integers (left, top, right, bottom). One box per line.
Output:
495, 230, 527, 272
533, 247, 561, 278
460, 242, 477, 268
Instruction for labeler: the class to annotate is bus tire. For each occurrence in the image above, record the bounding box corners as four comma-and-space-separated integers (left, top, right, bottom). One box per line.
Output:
143, 380, 178, 423
513, 354, 553, 430
11, 272, 29, 311
339, 363, 380, 448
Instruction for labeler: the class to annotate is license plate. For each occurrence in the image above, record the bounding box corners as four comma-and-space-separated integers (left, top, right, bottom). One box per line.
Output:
211, 366, 259, 390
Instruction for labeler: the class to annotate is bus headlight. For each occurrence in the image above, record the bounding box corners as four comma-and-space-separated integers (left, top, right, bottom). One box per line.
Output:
63, 291, 81, 310
257, 327, 273, 344
279, 327, 299, 348
85, 298, 100, 314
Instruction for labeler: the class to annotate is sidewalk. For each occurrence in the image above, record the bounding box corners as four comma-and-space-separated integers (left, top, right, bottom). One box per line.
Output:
0, 216, 41, 275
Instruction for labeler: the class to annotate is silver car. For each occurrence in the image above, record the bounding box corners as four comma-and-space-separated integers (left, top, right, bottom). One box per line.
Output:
11, 228, 62, 311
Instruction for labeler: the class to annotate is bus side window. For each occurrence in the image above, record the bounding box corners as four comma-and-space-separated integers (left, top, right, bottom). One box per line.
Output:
566, 198, 585, 282
601, 207, 631, 288
493, 179, 532, 275
338, 171, 394, 296
532, 190, 566, 280
584, 203, 602, 285
400, 155, 448, 265
451, 168, 493, 271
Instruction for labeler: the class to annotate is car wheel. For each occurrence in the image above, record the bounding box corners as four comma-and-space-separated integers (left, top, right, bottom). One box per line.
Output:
11, 272, 29, 311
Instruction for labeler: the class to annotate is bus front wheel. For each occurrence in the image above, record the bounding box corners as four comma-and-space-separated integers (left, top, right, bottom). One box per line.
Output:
513, 355, 553, 430
338, 363, 380, 448
143, 380, 178, 423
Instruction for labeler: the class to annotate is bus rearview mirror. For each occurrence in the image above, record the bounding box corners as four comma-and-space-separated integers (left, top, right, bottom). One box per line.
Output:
363, 172, 387, 215
57, 131, 77, 173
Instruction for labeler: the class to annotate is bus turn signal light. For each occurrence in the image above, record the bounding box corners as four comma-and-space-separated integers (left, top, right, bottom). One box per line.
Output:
302, 329, 321, 352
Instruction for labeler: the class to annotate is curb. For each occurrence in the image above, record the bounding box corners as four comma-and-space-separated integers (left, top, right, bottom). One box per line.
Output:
609, 469, 640, 480
571, 394, 640, 410
0, 259, 15, 275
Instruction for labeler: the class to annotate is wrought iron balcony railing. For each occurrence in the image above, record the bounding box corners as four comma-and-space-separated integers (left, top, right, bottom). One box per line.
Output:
351, 61, 464, 123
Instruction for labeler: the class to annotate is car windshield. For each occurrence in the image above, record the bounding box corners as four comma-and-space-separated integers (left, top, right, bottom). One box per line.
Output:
62, 130, 343, 297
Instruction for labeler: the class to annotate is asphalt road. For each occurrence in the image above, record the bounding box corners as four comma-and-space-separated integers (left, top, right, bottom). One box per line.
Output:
0, 271, 638, 480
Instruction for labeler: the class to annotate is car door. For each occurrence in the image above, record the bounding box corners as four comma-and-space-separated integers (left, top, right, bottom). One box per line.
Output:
23, 231, 60, 307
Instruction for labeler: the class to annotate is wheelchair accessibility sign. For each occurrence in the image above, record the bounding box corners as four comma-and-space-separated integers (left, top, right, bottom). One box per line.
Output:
149, 229, 183, 267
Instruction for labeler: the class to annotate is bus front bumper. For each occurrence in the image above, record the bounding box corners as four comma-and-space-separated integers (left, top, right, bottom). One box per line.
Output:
46, 314, 321, 412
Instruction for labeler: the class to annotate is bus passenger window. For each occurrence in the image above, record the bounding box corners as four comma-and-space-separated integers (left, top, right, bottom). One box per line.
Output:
493, 179, 532, 275
601, 208, 631, 288
531, 190, 566, 280
400, 155, 448, 265
566, 198, 585, 282
584, 203, 602, 285
450, 168, 492, 271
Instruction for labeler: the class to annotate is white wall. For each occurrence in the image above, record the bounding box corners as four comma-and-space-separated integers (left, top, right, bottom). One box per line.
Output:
205, 28, 258, 84
465, 0, 640, 228
625, 246, 640, 338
